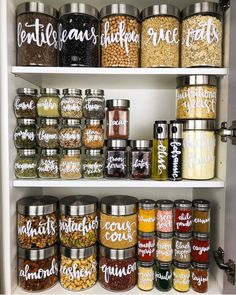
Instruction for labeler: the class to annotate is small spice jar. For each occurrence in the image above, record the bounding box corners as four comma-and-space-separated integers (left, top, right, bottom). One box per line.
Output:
83, 89, 105, 119
173, 261, 191, 292
14, 88, 38, 118
16, 2, 58, 66
60, 245, 97, 291
37, 88, 60, 118
14, 149, 38, 179
38, 149, 60, 178
105, 139, 128, 178
181, 2, 223, 67
173, 232, 192, 263
59, 149, 81, 179
174, 199, 192, 233
191, 262, 209, 293
154, 261, 172, 292
99, 245, 137, 292
141, 4, 180, 68
59, 3, 99, 67
59, 119, 82, 149
17, 195, 58, 249
83, 119, 104, 149
60, 88, 83, 119
14, 119, 37, 149
138, 232, 155, 262
156, 200, 173, 233
138, 199, 155, 232
37, 118, 59, 148
192, 233, 210, 263
130, 140, 152, 179
138, 261, 154, 291
100, 4, 140, 68
100, 195, 138, 249
18, 245, 58, 292
156, 232, 173, 262
59, 195, 98, 248
106, 99, 130, 139
193, 199, 210, 233
82, 149, 104, 179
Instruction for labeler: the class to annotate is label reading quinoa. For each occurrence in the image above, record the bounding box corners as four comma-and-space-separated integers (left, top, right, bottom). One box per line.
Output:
100, 262, 136, 283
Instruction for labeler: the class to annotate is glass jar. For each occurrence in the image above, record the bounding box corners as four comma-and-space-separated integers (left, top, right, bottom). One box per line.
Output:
18, 245, 58, 292
60, 88, 83, 119
193, 199, 210, 233
173, 261, 191, 292
83, 89, 105, 119
181, 2, 223, 67
59, 149, 81, 179
192, 233, 210, 263
192, 262, 209, 293
14, 88, 38, 118
106, 99, 130, 139
82, 149, 104, 179
130, 140, 152, 179
99, 245, 137, 292
14, 149, 38, 179
38, 149, 60, 178
154, 261, 172, 292
183, 120, 216, 180
37, 88, 60, 118
138, 232, 155, 262
16, 2, 58, 66
60, 245, 97, 291
138, 261, 154, 291
173, 232, 192, 263
83, 119, 104, 149
37, 118, 59, 148
156, 232, 173, 263
59, 3, 99, 67
138, 199, 155, 232
156, 200, 173, 233
59, 195, 98, 248
17, 195, 58, 249
141, 4, 180, 68
14, 119, 37, 149
100, 4, 140, 68
100, 195, 138, 249
174, 199, 192, 233
59, 119, 82, 148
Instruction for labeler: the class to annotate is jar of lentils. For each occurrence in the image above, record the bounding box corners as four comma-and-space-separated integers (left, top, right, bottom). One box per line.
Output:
14, 119, 37, 149
59, 119, 82, 149
38, 149, 60, 178
15, 149, 38, 179
83, 89, 105, 119
60, 88, 83, 119
100, 4, 140, 68
59, 149, 81, 179
37, 118, 59, 148
37, 88, 60, 118
82, 149, 104, 179
14, 88, 38, 118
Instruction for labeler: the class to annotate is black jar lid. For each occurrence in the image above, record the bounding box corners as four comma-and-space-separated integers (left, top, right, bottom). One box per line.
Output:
62, 118, 81, 126
130, 140, 152, 149
17, 88, 38, 95
183, 120, 215, 131
85, 119, 103, 125
16, 2, 58, 19
182, 2, 223, 20
17, 118, 36, 126
106, 99, 130, 108
18, 245, 58, 261
61, 244, 97, 260
156, 261, 172, 269
169, 121, 183, 139
107, 139, 127, 149
101, 195, 138, 216
99, 245, 136, 260
154, 121, 168, 139
174, 232, 192, 239
177, 75, 217, 88
192, 262, 209, 269
41, 149, 59, 156
157, 232, 173, 239
41, 118, 59, 126
62, 88, 82, 96
193, 199, 210, 210
138, 199, 155, 210
138, 231, 155, 238
100, 4, 139, 20
139, 261, 154, 267
17, 195, 58, 216
60, 195, 98, 216
40, 88, 60, 96
62, 149, 81, 156
173, 261, 191, 269
18, 149, 37, 156
141, 4, 180, 21
85, 89, 104, 96
193, 232, 209, 239
59, 3, 99, 19
174, 199, 192, 209
156, 199, 174, 209
85, 149, 103, 156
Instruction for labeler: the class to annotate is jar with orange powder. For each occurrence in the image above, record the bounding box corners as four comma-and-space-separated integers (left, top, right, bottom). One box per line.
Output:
138, 199, 156, 233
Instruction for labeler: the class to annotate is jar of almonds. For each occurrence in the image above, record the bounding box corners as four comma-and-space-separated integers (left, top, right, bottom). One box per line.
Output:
60, 149, 81, 179
59, 119, 82, 149
83, 119, 104, 149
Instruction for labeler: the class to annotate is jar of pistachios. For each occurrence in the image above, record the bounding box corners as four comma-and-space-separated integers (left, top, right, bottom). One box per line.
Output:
15, 149, 38, 179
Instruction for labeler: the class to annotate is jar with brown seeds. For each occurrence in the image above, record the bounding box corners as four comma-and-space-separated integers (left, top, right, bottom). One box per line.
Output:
83, 119, 104, 149
14, 88, 38, 118
37, 118, 59, 148
60, 149, 81, 179
59, 119, 82, 148
38, 149, 60, 178
60, 88, 83, 119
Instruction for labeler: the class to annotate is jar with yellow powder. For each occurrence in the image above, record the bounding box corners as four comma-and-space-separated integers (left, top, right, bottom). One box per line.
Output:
138, 261, 154, 291
138, 199, 155, 232
173, 261, 190, 292
156, 232, 173, 262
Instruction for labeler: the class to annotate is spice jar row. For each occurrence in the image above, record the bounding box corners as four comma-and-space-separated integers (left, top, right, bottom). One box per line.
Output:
16, 2, 223, 68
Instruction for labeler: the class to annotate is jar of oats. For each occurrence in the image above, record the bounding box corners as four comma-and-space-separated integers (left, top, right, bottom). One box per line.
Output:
176, 75, 217, 120
141, 4, 180, 67
181, 2, 223, 67
100, 4, 140, 67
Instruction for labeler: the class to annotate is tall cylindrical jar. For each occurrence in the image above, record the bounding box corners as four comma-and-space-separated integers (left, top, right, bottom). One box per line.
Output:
173, 261, 191, 292
193, 199, 210, 233
137, 261, 154, 291
138, 199, 155, 232
174, 199, 192, 233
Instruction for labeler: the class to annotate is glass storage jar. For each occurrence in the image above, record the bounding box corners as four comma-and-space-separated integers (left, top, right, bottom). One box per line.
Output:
99, 245, 137, 292
156, 232, 173, 262
82, 149, 104, 179
154, 261, 172, 292
138, 261, 154, 291
156, 200, 173, 233
17, 195, 58, 249
191, 262, 209, 293
59, 119, 82, 148
100, 4, 140, 68
59, 195, 98, 248
173, 261, 191, 292
181, 2, 223, 67
183, 120, 216, 180
15, 149, 38, 179
16, 2, 58, 66
193, 199, 210, 233
100, 195, 138, 249
18, 245, 58, 292
106, 99, 130, 139
138, 232, 155, 262
37, 118, 59, 148
14, 88, 38, 118
60, 245, 97, 291
37, 88, 60, 118
14, 119, 37, 149
60, 88, 83, 119
83, 89, 105, 119
138, 199, 155, 232
105, 139, 128, 178
173, 232, 192, 263
59, 149, 81, 179
83, 119, 104, 149
174, 199, 192, 233
192, 233, 210, 263
141, 4, 180, 68
38, 149, 60, 178
59, 3, 99, 67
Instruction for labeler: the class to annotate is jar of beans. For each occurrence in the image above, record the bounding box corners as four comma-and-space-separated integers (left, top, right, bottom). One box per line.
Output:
82, 149, 104, 179
156, 200, 174, 233
15, 149, 38, 179
192, 233, 210, 263
37, 118, 59, 148
83, 120, 104, 149
59, 149, 81, 179
100, 4, 140, 67
173, 232, 192, 263
37, 88, 60, 118
38, 149, 60, 178
193, 199, 210, 233
60, 88, 83, 119
14, 119, 37, 149
83, 89, 105, 119
174, 199, 192, 233
59, 119, 82, 149
191, 262, 209, 293
14, 88, 38, 118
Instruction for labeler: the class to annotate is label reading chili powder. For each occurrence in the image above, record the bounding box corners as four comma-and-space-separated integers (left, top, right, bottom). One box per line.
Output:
175, 210, 192, 232
138, 239, 155, 261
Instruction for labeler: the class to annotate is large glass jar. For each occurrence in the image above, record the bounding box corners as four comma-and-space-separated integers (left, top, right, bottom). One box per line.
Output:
99, 245, 137, 292
174, 199, 192, 233
14, 119, 37, 149
14, 149, 38, 179
138, 232, 155, 262
59, 119, 82, 148
173, 261, 191, 292
83, 89, 105, 119
16, 2, 58, 66
38, 149, 60, 178
14, 88, 38, 118
59, 195, 98, 248
154, 261, 172, 292
193, 199, 210, 233
181, 2, 223, 67
156, 232, 173, 263
18, 245, 58, 292
191, 262, 209, 293
173, 232, 192, 263
59, 149, 81, 179
83, 119, 104, 149
82, 149, 104, 179
138, 199, 155, 232
59, 3, 99, 67
60, 245, 97, 291
183, 120, 216, 180
156, 200, 173, 233
60, 88, 83, 119
17, 195, 58, 249
100, 4, 140, 68
192, 233, 210, 263
141, 4, 180, 68
100, 195, 138, 249
37, 88, 60, 118
37, 118, 59, 148
138, 261, 154, 291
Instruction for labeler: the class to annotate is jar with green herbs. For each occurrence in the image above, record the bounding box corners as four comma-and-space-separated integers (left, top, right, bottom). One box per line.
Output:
59, 119, 82, 149
37, 88, 60, 118
38, 149, 60, 179
14, 119, 37, 149
60, 88, 83, 119
82, 149, 104, 179
83, 120, 104, 149
83, 89, 105, 119
37, 118, 59, 148
60, 149, 81, 179
14, 149, 38, 179
14, 88, 38, 118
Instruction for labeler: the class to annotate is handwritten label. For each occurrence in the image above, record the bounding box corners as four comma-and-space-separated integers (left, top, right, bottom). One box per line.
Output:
176, 213, 192, 230
133, 159, 149, 169
60, 132, 81, 141
174, 271, 190, 285
61, 100, 82, 112
15, 162, 36, 172
157, 212, 173, 231
138, 270, 154, 284
106, 156, 126, 170
147, 27, 179, 46
85, 129, 103, 143
157, 242, 173, 258
84, 101, 100, 111
109, 120, 128, 126
61, 261, 97, 281
15, 98, 35, 111
38, 160, 58, 174
60, 161, 81, 174
192, 273, 208, 286
155, 271, 172, 281
18, 218, 56, 237
157, 141, 168, 174
38, 130, 58, 143
59, 216, 98, 236
100, 262, 136, 283
102, 221, 136, 242
192, 245, 210, 255
174, 241, 191, 259
138, 215, 155, 224
138, 240, 155, 257
83, 162, 103, 175
37, 99, 57, 110
193, 217, 210, 224
14, 129, 35, 141
170, 141, 182, 179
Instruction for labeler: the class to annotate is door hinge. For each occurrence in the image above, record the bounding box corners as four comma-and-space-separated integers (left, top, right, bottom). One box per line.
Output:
220, 0, 230, 11
214, 247, 235, 285
217, 121, 236, 144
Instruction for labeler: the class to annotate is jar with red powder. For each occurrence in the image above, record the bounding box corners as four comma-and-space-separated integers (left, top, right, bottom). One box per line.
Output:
156, 200, 173, 233
191, 262, 209, 293
192, 233, 210, 263
174, 200, 192, 233
138, 232, 155, 262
